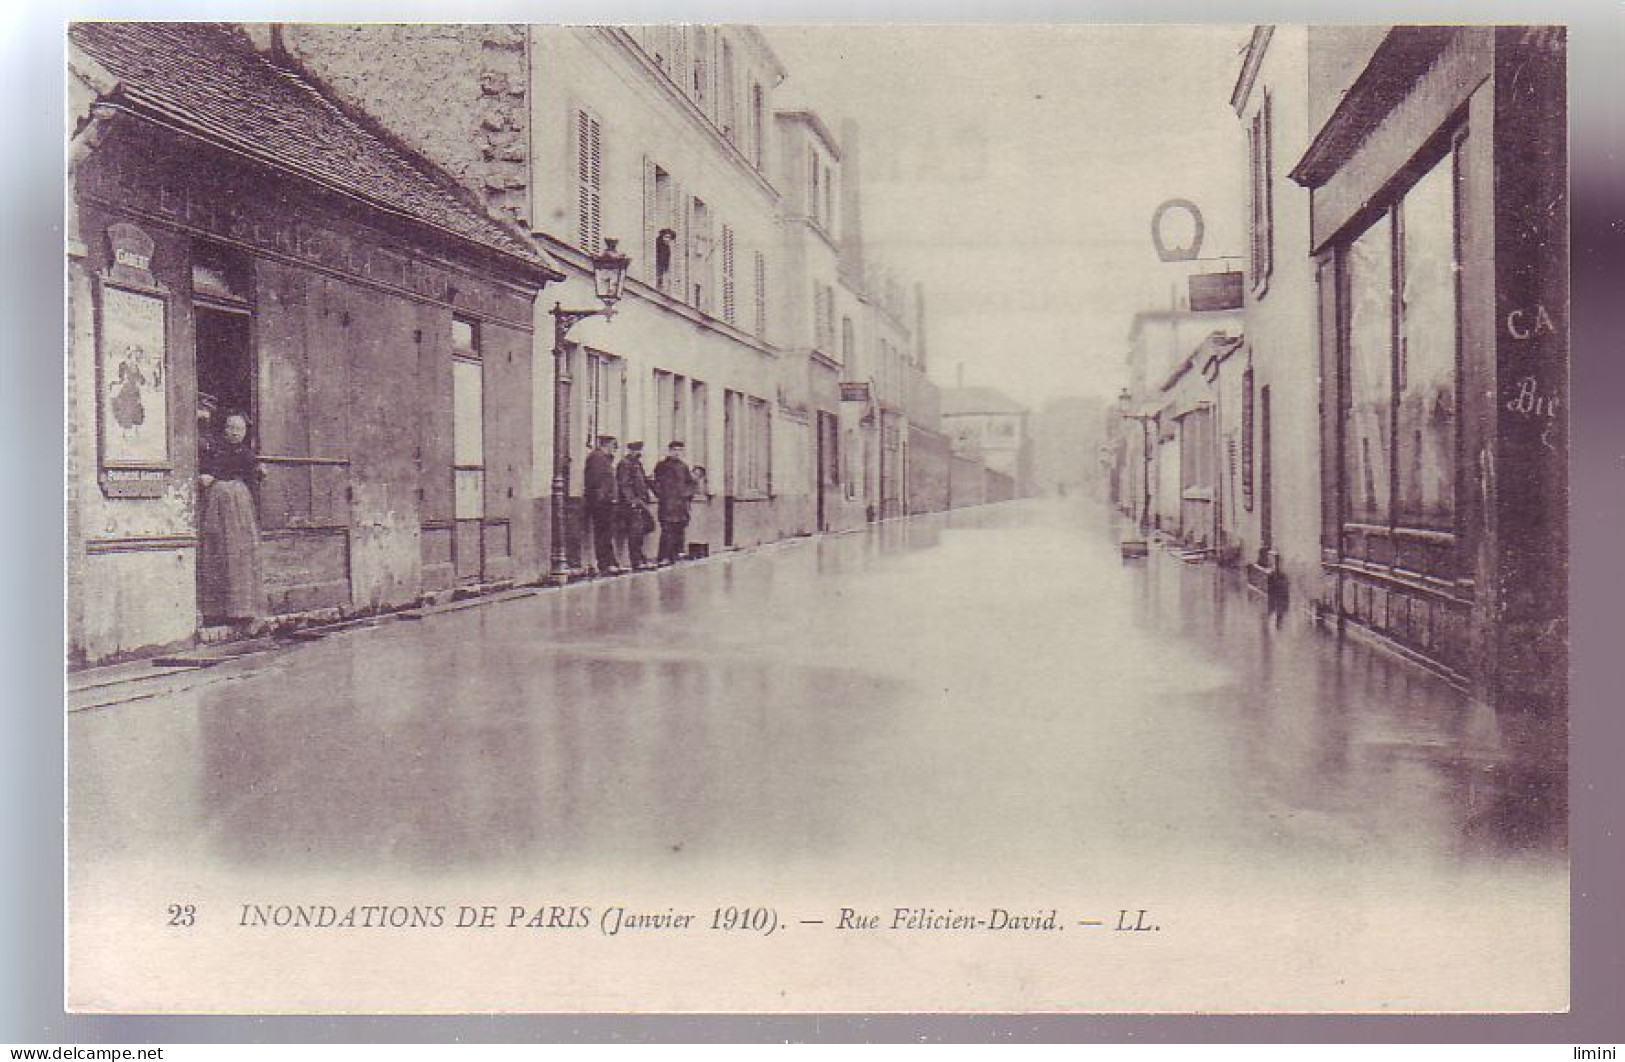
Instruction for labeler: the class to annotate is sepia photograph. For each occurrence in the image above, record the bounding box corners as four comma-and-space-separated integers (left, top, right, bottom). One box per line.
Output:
61, 20, 1572, 1015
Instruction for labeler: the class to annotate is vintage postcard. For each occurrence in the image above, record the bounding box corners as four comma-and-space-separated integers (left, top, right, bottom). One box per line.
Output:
64, 22, 1569, 1013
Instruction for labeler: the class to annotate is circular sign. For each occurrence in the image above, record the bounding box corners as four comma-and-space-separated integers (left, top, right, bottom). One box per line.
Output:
1151, 198, 1205, 262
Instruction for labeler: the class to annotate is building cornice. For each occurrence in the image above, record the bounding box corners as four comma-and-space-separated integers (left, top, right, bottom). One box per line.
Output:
536, 232, 782, 359
1288, 26, 1456, 188
776, 109, 843, 161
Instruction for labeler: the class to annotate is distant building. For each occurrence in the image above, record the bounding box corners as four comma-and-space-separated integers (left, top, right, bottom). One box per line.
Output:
941, 386, 1030, 500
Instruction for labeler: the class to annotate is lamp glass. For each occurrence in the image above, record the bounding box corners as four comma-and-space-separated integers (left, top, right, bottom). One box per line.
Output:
593, 238, 631, 304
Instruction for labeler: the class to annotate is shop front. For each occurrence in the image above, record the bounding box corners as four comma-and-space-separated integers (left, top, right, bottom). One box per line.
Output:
68, 23, 559, 666
1293, 27, 1566, 711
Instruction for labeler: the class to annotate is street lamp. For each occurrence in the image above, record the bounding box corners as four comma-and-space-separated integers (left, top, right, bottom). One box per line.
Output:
549, 238, 632, 584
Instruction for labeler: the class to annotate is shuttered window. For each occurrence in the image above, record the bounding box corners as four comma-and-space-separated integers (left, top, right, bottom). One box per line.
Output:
753, 251, 767, 337
809, 149, 821, 223
576, 110, 602, 254
1248, 92, 1274, 293
721, 225, 736, 325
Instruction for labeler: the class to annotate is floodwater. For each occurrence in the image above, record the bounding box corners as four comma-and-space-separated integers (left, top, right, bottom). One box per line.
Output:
67, 499, 1568, 1013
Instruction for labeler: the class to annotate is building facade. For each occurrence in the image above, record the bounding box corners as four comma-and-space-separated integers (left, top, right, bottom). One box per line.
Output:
1283, 27, 1568, 715
1229, 25, 1322, 597
941, 386, 1030, 501
67, 22, 560, 666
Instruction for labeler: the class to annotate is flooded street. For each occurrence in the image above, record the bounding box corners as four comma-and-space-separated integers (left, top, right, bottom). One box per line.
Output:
68, 499, 1568, 1012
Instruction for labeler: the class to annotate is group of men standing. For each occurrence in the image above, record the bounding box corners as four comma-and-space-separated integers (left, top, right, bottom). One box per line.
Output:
582, 437, 697, 575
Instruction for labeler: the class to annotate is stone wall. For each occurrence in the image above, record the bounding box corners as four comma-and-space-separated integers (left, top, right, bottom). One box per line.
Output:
280, 24, 532, 226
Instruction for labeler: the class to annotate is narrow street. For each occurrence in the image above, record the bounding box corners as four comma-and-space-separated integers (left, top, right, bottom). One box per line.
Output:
67, 500, 1566, 1012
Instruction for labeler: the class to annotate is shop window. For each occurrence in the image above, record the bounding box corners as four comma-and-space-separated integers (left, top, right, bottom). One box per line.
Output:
1344, 215, 1393, 526
1396, 153, 1458, 529
1338, 142, 1461, 539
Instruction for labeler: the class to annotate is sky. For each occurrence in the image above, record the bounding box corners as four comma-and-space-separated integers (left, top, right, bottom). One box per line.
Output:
763, 24, 1254, 407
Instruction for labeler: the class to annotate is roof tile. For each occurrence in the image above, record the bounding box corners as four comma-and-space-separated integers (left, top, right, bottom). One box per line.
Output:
70, 21, 560, 278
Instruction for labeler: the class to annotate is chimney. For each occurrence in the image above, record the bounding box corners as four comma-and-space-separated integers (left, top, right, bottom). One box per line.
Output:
240, 23, 288, 62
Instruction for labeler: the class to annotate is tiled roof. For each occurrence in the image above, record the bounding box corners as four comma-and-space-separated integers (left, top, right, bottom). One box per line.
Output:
940, 386, 1028, 417
70, 21, 562, 279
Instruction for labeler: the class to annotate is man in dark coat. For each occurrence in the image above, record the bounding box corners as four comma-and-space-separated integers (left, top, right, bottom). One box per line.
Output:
583, 435, 622, 574
652, 440, 695, 566
616, 441, 655, 571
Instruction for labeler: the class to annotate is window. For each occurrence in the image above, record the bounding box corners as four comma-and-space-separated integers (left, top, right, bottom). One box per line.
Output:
690, 380, 710, 476
1248, 91, 1274, 292
746, 394, 771, 497
646, 161, 677, 294
1344, 216, 1392, 525
841, 315, 855, 365
753, 251, 768, 337
690, 196, 713, 312
824, 164, 836, 235
584, 350, 625, 449
691, 26, 709, 106
751, 83, 765, 168
452, 317, 484, 521
576, 110, 602, 254
721, 225, 736, 326
1396, 154, 1458, 529
815, 284, 837, 352
809, 148, 821, 224
654, 369, 690, 454
1339, 144, 1460, 535
721, 39, 738, 142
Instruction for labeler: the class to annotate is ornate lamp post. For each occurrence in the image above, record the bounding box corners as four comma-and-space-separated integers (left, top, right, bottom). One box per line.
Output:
549, 238, 631, 585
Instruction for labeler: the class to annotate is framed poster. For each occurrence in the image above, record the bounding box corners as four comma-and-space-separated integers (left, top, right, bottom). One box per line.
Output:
96, 275, 172, 497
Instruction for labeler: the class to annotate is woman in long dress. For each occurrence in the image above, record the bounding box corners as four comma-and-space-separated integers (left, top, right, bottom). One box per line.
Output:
198, 411, 265, 629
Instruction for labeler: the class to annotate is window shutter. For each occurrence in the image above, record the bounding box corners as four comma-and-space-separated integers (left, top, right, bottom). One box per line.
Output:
1262, 92, 1275, 284
754, 250, 767, 337
721, 225, 736, 325
642, 157, 658, 283
675, 180, 691, 304
576, 111, 602, 254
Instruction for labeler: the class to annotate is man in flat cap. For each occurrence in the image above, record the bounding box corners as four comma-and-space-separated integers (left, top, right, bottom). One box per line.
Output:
616, 440, 656, 571
583, 435, 622, 574
653, 440, 696, 566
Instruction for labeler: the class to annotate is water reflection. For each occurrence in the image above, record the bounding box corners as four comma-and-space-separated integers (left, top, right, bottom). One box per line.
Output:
72, 498, 1565, 891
